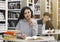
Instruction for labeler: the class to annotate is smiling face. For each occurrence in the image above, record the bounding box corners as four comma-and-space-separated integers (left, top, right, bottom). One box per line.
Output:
24, 9, 31, 20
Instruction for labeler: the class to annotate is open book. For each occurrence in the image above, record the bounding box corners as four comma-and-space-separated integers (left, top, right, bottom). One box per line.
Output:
25, 36, 44, 40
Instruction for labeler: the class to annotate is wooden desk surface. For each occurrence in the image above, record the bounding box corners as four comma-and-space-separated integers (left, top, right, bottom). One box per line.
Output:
5, 36, 55, 42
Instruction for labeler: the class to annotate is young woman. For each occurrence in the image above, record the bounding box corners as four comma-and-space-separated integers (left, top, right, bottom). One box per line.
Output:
16, 6, 38, 39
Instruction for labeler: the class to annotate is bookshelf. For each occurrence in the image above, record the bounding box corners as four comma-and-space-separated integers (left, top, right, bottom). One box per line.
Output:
8, 0, 21, 29
34, 0, 41, 20
0, 0, 7, 32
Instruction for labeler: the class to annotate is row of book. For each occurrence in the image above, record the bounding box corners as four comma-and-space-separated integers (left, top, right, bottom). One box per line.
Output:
8, 1, 21, 9
8, 11, 20, 18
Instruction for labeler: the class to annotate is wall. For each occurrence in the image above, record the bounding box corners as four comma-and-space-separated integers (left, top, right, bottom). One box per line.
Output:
52, 0, 57, 28
40, 0, 45, 18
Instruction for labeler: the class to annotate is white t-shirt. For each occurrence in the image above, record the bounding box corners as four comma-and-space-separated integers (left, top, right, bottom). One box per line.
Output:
42, 24, 46, 34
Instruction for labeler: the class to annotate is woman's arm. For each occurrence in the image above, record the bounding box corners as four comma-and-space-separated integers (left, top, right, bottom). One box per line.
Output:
16, 20, 26, 39
32, 19, 38, 36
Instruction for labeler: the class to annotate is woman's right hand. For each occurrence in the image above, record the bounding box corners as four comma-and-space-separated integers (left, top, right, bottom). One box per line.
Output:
20, 34, 26, 39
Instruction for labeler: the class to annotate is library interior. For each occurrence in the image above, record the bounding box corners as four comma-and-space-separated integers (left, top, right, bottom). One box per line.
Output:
0, 0, 60, 42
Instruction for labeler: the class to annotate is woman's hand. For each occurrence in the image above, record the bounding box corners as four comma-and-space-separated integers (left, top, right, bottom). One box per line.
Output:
20, 34, 26, 39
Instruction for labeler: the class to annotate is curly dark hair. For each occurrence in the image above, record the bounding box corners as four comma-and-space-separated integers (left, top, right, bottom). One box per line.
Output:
18, 6, 33, 21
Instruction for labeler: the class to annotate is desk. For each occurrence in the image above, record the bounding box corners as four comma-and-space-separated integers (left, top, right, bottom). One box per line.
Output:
39, 30, 60, 41
42, 30, 60, 34
4, 36, 55, 42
